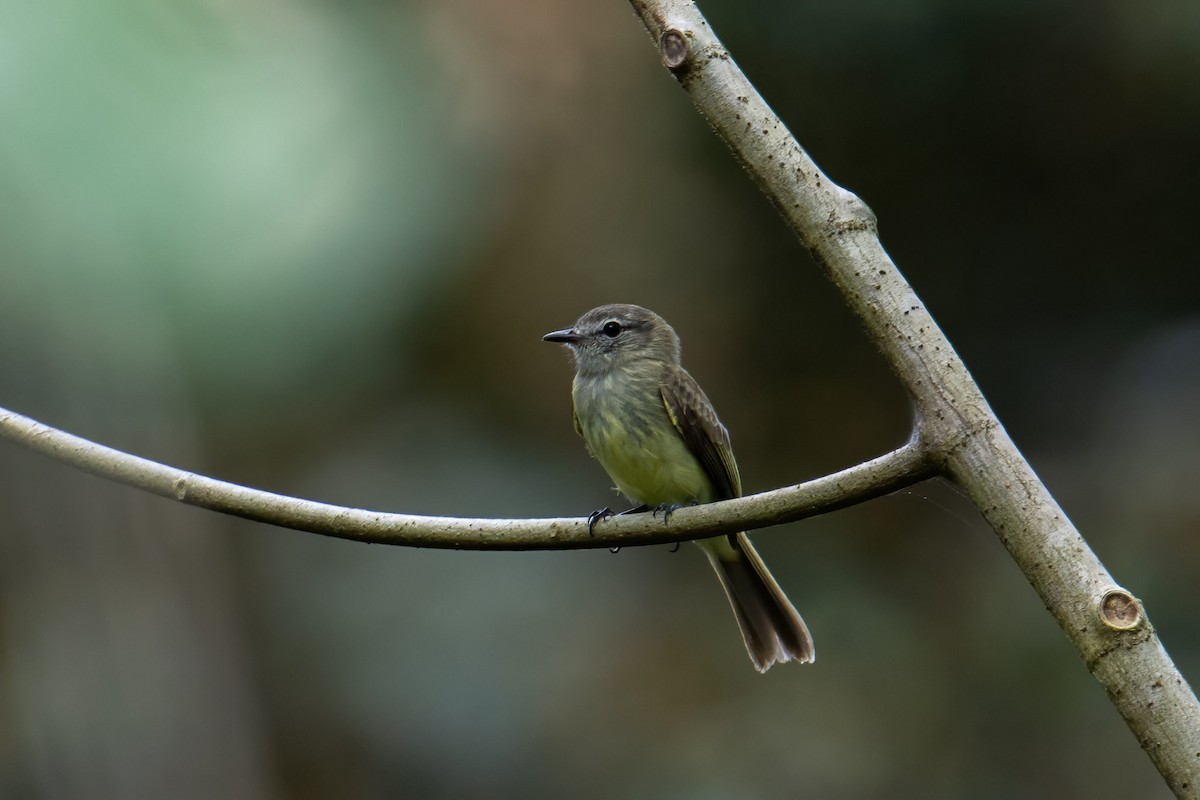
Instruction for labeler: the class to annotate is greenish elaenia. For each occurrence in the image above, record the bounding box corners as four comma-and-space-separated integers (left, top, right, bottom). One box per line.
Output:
545, 304, 813, 671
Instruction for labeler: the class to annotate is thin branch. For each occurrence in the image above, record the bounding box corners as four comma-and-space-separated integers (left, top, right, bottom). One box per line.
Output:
628, 1, 1200, 795
0, 405, 933, 549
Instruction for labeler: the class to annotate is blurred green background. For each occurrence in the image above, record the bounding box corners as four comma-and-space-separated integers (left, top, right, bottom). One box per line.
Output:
1, 1, 1197, 798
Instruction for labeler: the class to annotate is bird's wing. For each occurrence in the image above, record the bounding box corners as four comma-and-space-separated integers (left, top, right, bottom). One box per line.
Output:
660, 365, 742, 500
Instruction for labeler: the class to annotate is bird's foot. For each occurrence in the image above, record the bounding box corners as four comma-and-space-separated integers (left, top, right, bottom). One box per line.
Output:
652, 504, 690, 551
587, 507, 615, 537
587, 504, 650, 537
651, 503, 685, 523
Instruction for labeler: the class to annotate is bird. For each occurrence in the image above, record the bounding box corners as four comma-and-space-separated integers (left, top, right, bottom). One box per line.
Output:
543, 303, 813, 671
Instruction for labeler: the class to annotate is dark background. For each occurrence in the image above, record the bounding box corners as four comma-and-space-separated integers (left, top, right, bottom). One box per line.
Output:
1, 1, 1197, 797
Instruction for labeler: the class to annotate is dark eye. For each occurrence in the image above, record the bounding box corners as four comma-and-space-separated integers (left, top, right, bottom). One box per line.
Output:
602, 321, 622, 338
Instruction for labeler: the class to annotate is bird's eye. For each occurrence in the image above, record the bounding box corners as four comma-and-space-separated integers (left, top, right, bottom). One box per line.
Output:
602, 321, 622, 338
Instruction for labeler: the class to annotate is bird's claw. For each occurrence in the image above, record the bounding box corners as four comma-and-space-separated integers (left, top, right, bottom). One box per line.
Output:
587, 507, 615, 537
651, 503, 684, 523
652, 504, 687, 552
587, 503, 651, 537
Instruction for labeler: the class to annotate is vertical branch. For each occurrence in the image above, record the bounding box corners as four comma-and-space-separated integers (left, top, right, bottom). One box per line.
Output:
627, 0, 1200, 794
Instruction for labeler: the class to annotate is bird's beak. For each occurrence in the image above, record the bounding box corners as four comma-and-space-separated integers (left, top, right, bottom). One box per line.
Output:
542, 328, 581, 344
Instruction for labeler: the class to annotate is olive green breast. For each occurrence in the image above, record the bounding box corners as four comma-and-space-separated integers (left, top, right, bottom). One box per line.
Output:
572, 372, 716, 507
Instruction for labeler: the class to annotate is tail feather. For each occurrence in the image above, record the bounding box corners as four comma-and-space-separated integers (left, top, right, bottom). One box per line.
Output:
705, 533, 814, 672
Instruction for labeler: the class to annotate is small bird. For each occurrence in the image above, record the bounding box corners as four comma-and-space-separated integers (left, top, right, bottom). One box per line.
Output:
544, 303, 814, 671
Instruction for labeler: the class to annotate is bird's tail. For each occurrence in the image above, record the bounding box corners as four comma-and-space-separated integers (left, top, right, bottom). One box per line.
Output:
702, 533, 814, 672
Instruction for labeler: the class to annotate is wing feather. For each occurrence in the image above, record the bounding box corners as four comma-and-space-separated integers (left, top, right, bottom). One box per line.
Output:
660, 366, 742, 500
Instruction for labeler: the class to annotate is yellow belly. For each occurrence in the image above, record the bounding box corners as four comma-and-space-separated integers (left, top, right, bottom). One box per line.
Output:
575, 383, 715, 507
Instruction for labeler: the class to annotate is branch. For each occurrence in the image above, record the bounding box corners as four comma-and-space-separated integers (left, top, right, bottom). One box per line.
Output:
628, 0, 1200, 794
0, 405, 932, 549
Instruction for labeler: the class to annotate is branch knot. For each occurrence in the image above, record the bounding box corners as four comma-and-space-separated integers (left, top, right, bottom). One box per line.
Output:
660, 28, 689, 69
1100, 588, 1143, 631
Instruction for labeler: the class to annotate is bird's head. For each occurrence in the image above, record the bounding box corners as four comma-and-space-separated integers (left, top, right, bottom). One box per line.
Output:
543, 303, 681, 377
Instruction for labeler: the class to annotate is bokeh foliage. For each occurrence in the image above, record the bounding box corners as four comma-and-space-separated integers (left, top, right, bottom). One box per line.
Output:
1, 1, 1197, 797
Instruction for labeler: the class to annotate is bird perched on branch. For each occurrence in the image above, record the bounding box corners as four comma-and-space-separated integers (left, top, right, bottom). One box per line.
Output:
544, 303, 813, 671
